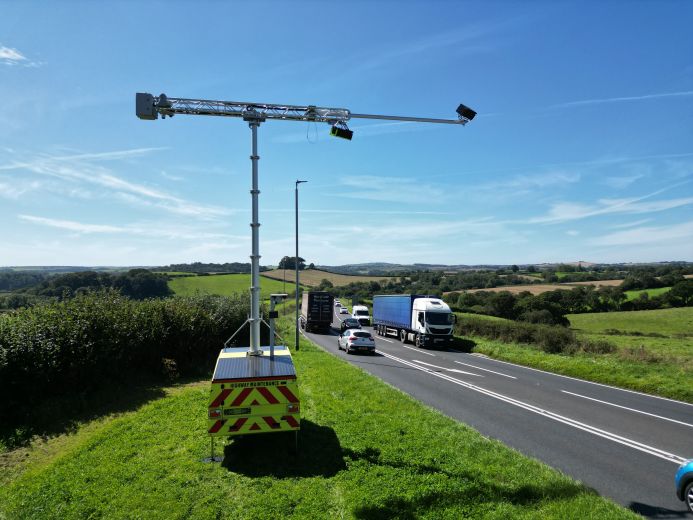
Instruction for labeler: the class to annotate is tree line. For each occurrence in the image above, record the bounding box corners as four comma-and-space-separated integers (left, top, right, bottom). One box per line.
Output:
157, 262, 270, 274
2, 269, 171, 307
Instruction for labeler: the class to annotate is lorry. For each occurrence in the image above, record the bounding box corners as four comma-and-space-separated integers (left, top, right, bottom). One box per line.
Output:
372, 294, 456, 348
300, 291, 334, 333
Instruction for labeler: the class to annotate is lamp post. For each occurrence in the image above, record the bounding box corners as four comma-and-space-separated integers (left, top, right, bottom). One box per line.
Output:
295, 179, 307, 351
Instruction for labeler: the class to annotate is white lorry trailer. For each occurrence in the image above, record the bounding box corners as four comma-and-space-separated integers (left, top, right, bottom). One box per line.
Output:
372, 294, 456, 348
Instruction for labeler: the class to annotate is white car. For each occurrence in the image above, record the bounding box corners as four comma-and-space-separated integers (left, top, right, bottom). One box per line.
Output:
338, 329, 375, 354
339, 307, 349, 314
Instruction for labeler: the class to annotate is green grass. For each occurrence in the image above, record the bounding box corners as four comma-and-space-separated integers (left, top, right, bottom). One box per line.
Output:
0, 319, 635, 519
569, 307, 693, 336
169, 273, 297, 299
467, 308, 693, 402
623, 286, 671, 301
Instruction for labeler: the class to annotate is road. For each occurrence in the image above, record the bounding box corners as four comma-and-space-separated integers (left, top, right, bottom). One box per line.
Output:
302, 307, 693, 518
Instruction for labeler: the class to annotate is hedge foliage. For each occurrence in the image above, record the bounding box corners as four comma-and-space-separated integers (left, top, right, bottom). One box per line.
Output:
0, 290, 259, 419
455, 315, 615, 355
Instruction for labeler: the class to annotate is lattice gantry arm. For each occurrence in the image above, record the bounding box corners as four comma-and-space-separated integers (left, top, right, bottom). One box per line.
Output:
136, 93, 475, 126
136, 93, 351, 123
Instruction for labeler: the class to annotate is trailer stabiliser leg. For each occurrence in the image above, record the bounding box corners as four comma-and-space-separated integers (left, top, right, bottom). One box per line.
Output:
202, 436, 224, 463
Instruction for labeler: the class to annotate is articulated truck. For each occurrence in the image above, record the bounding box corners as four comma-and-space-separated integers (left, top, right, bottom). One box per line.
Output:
300, 291, 334, 333
372, 294, 456, 348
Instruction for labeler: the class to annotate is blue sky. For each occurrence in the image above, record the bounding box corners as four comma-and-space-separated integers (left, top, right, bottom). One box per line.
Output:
1, 1, 692, 267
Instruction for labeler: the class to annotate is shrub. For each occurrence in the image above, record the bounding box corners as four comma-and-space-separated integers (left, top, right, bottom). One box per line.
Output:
533, 325, 576, 354
579, 339, 616, 354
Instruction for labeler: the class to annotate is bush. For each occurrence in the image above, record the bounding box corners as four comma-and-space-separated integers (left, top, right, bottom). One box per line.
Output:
533, 325, 576, 354
0, 289, 256, 420
518, 309, 557, 325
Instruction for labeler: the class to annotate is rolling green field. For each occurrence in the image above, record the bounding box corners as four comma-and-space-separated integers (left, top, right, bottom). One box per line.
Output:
169, 274, 298, 299
623, 286, 672, 301
0, 318, 635, 520
470, 307, 693, 402
569, 307, 692, 336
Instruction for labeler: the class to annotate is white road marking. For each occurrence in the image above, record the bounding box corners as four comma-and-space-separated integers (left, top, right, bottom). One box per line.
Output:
561, 390, 693, 428
470, 354, 693, 408
399, 344, 436, 357
412, 359, 483, 377
377, 337, 394, 343
454, 360, 516, 379
380, 351, 687, 465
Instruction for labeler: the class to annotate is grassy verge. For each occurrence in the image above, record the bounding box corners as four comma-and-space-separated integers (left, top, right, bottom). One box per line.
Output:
0, 319, 635, 519
466, 308, 692, 403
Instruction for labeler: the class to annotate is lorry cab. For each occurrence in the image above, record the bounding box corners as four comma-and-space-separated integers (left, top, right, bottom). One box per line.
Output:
411, 298, 455, 342
352, 305, 371, 326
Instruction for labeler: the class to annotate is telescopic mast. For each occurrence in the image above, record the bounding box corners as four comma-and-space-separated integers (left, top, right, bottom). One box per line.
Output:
136, 92, 475, 355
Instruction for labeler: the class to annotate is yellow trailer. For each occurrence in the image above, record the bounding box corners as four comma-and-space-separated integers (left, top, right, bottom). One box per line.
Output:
207, 345, 299, 456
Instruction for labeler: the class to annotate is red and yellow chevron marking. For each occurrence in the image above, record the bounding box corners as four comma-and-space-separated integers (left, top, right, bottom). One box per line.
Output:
208, 384, 299, 408
223, 415, 300, 435
208, 381, 300, 437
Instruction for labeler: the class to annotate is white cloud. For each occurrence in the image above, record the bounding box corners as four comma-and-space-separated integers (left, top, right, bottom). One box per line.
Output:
19, 215, 124, 234
566, 230, 579, 236
337, 175, 446, 203
552, 90, 693, 108
589, 221, 693, 247
0, 180, 42, 199
1, 148, 230, 219
0, 46, 26, 64
602, 174, 644, 189
18, 214, 247, 242
478, 170, 580, 192
530, 181, 693, 224
609, 219, 652, 230
0, 45, 43, 67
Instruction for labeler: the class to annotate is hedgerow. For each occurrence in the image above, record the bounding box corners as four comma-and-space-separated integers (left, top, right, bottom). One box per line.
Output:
455, 315, 615, 355
0, 289, 257, 419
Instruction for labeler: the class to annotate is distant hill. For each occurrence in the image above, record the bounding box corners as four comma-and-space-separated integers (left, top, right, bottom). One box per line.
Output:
0, 266, 133, 273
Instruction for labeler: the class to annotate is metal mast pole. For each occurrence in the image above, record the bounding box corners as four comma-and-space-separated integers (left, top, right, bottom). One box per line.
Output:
294, 181, 300, 352
247, 116, 263, 355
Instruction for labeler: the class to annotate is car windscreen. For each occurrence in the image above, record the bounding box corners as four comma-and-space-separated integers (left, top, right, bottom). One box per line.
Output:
352, 331, 371, 338
426, 312, 453, 325
354, 310, 369, 316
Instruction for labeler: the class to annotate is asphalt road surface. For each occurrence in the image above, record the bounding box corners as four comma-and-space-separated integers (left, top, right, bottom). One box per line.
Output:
301, 307, 693, 518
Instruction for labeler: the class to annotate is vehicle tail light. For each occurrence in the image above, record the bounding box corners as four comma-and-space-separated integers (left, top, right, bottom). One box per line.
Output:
208, 408, 222, 419
349, 336, 357, 341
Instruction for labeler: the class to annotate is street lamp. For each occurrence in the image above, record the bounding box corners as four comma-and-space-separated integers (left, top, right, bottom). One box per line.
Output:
295, 179, 307, 351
